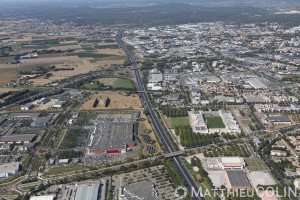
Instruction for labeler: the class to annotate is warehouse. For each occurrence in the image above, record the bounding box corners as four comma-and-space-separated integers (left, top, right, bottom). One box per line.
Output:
88, 121, 135, 154
7, 113, 40, 120
0, 134, 36, 144
266, 116, 292, 125
0, 162, 20, 178
247, 78, 267, 89
225, 170, 252, 190
74, 185, 100, 200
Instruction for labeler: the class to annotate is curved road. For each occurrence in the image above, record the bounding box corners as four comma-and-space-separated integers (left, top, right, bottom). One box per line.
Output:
116, 31, 204, 200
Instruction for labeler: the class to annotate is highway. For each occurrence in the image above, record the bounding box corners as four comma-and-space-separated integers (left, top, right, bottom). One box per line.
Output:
116, 31, 204, 200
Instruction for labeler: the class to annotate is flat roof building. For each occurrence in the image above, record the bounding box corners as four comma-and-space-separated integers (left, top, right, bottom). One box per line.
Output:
30, 196, 54, 200
219, 110, 241, 134
189, 111, 208, 134
74, 185, 100, 200
266, 116, 292, 125
0, 134, 36, 144
89, 122, 135, 154
0, 162, 19, 178
207, 157, 245, 170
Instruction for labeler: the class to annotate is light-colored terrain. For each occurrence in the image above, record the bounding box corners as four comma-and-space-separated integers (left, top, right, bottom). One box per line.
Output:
79, 91, 142, 110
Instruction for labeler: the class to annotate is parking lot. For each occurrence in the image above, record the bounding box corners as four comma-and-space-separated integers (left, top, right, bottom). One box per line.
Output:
84, 153, 127, 166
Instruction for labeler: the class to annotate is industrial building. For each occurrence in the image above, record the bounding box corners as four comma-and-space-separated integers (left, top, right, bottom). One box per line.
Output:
247, 78, 267, 89
21, 103, 35, 110
7, 112, 40, 120
149, 68, 163, 83
219, 110, 241, 134
0, 134, 36, 144
88, 122, 135, 154
225, 170, 252, 190
207, 157, 246, 170
121, 181, 159, 200
0, 162, 20, 178
266, 116, 292, 125
188, 111, 208, 134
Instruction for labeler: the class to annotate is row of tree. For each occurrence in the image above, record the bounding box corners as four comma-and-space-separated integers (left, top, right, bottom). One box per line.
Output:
161, 107, 188, 117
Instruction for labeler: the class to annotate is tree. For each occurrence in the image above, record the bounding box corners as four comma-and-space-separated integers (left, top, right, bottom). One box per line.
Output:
105, 98, 110, 107
93, 98, 99, 108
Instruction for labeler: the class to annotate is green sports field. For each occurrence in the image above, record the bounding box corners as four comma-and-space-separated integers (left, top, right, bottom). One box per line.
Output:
205, 116, 225, 128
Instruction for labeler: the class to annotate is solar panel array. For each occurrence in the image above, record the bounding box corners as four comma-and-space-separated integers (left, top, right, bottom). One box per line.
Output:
226, 170, 251, 187
141, 134, 151, 142
146, 146, 155, 154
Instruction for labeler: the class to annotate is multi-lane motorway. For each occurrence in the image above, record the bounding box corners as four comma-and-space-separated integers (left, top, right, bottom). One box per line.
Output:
116, 31, 204, 200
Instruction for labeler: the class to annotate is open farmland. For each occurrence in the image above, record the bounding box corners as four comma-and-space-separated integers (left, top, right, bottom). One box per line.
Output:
79, 92, 142, 110
205, 116, 225, 128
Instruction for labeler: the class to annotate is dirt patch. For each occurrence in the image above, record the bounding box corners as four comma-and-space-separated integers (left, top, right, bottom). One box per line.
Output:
0, 68, 18, 86
0, 87, 20, 94
79, 91, 142, 110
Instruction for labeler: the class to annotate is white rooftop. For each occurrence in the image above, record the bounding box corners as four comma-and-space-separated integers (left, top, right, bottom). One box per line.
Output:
221, 157, 242, 163
30, 195, 54, 200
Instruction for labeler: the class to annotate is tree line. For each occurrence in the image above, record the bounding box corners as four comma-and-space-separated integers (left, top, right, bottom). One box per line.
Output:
161, 107, 188, 117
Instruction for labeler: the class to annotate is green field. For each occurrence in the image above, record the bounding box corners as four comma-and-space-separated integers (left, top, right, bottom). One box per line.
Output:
113, 78, 134, 89
82, 83, 100, 90
0, 60, 18, 64
205, 116, 225, 128
66, 51, 115, 59
171, 118, 190, 128
245, 158, 269, 171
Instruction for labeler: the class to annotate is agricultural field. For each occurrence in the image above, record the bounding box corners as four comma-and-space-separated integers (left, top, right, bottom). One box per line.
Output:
205, 116, 225, 128
66, 51, 116, 59
171, 118, 190, 128
79, 91, 142, 110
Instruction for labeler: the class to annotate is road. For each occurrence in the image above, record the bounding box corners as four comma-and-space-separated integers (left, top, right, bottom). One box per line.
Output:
116, 30, 204, 200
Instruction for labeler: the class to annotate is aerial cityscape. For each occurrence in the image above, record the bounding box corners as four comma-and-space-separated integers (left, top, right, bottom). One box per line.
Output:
1, 0, 300, 200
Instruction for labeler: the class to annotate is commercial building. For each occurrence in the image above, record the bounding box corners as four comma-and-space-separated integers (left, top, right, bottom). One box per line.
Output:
207, 157, 246, 170
219, 110, 241, 134
225, 170, 252, 190
0, 162, 20, 178
188, 111, 208, 134
74, 185, 100, 200
89, 122, 135, 154
121, 181, 159, 200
